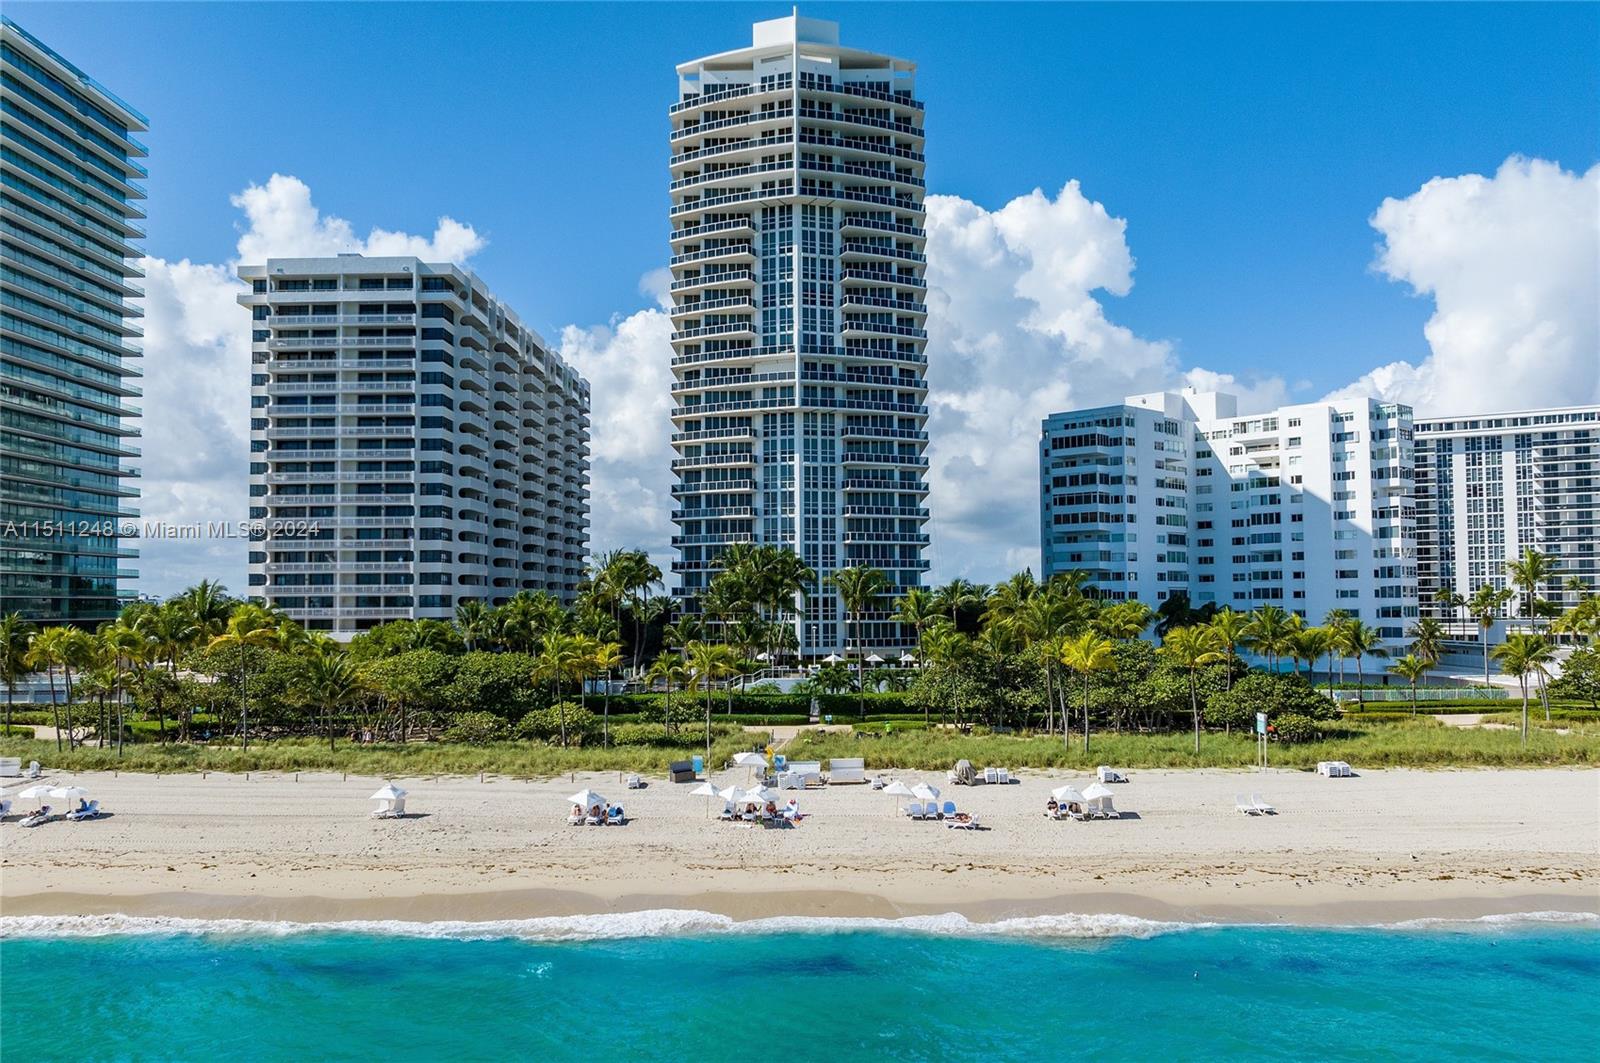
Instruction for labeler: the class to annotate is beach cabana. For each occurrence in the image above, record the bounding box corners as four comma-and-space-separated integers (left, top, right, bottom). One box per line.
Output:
1083, 782, 1118, 819
1050, 786, 1087, 820
370, 784, 407, 818
567, 789, 608, 824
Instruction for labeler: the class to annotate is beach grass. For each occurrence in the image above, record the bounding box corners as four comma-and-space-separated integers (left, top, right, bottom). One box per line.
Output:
4, 715, 1595, 774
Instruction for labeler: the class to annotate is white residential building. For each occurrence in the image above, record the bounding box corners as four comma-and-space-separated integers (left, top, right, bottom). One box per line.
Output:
239, 255, 589, 635
1041, 388, 1419, 640
667, 14, 930, 656
1414, 404, 1600, 623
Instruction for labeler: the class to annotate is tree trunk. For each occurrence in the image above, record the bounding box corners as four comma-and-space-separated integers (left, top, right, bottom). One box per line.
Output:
1081, 676, 1090, 755
1190, 673, 1201, 755
1519, 677, 1529, 747
704, 688, 713, 764
240, 667, 249, 753
1355, 655, 1364, 707
48, 668, 62, 754
602, 675, 612, 748
328, 701, 336, 752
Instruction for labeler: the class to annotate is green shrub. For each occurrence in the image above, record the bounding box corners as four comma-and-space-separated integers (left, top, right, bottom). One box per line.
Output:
1273, 713, 1320, 744
442, 711, 509, 744
1348, 711, 1435, 725
514, 702, 599, 744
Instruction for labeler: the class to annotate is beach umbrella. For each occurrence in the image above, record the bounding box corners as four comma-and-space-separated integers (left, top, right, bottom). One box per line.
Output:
369, 784, 407, 801
18, 784, 52, 804
882, 779, 914, 814
689, 779, 720, 818
910, 782, 941, 803
49, 785, 89, 811
865, 653, 885, 664
739, 785, 779, 805
1082, 782, 1116, 815
566, 789, 608, 812
1051, 786, 1087, 805
823, 653, 843, 664
898, 652, 917, 665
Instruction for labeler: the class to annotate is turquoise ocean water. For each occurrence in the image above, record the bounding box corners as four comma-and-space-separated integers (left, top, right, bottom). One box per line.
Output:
2, 912, 1596, 1061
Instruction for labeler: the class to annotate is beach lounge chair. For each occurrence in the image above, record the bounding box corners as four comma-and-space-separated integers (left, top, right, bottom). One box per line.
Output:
25, 761, 40, 779
945, 812, 980, 829
996, 768, 1011, 785
66, 800, 102, 821
625, 774, 645, 790
903, 800, 922, 819
20, 804, 51, 827
0, 798, 10, 820
606, 806, 626, 825
1097, 766, 1128, 784
1236, 794, 1261, 815
982, 766, 999, 785
941, 800, 957, 820
568, 812, 585, 825
783, 799, 800, 823
1250, 794, 1277, 815
718, 803, 735, 821
0, 757, 19, 777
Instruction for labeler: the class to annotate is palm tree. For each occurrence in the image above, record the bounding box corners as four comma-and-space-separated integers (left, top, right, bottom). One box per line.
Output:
454, 599, 493, 651
1434, 586, 1466, 633
685, 640, 736, 762
1337, 620, 1388, 706
1505, 547, 1558, 634
1407, 617, 1447, 666
1094, 600, 1153, 642
1493, 633, 1555, 747
646, 652, 687, 734
208, 605, 280, 751
1293, 626, 1333, 695
1207, 609, 1249, 690
99, 622, 148, 757
932, 578, 983, 630
177, 579, 234, 639
591, 640, 623, 746
828, 564, 890, 720
1160, 625, 1225, 754
1387, 654, 1431, 715
0, 613, 36, 740
982, 571, 1037, 630
893, 587, 940, 667
1017, 591, 1079, 733
1060, 631, 1116, 753
1468, 584, 1514, 686
1243, 605, 1297, 673
532, 632, 590, 746
298, 641, 361, 751
26, 626, 71, 752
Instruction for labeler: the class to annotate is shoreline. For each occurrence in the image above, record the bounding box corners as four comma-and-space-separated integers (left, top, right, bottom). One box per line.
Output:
4, 885, 1597, 929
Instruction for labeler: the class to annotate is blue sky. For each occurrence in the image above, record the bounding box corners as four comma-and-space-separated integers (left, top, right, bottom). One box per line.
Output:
10, 2, 1598, 594
16, 2, 1597, 390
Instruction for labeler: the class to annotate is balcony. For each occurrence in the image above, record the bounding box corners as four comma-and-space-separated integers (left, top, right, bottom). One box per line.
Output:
840, 242, 926, 264
670, 479, 757, 495
840, 321, 928, 340
669, 107, 793, 143
670, 321, 757, 342
669, 296, 755, 320
669, 270, 756, 293
670, 452, 757, 470
669, 218, 757, 245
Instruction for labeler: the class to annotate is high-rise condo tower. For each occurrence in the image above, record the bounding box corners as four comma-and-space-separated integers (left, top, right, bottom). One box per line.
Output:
667, 14, 929, 656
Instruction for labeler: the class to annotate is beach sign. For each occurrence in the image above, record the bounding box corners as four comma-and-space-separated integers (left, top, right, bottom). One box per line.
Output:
1256, 712, 1268, 735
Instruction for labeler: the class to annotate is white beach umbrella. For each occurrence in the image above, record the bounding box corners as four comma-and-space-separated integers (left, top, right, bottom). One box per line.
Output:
732, 751, 767, 768
369, 784, 407, 801
865, 653, 885, 664
756, 652, 771, 662
910, 782, 941, 802
882, 779, 914, 813
690, 779, 720, 817
18, 784, 52, 803
49, 785, 89, 810
1082, 782, 1114, 801
739, 785, 780, 805
898, 652, 917, 664
1051, 786, 1087, 805
822, 653, 843, 664
566, 789, 608, 811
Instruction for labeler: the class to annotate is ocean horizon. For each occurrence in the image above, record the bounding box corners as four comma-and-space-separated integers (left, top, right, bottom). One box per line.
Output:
3, 911, 1596, 1061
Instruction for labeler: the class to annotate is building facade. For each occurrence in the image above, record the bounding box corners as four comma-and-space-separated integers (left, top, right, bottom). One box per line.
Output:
239, 255, 589, 635
1415, 405, 1600, 623
1041, 388, 1419, 640
667, 14, 929, 656
0, 18, 145, 623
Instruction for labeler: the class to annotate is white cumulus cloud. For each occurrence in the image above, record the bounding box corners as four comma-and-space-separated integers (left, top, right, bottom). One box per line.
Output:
920, 182, 1282, 585
135, 176, 487, 597
1329, 156, 1599, 414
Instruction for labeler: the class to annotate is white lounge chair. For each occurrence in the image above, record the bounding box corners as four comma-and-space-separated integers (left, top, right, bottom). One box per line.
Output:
1251, 794, 1277, 815
996, 768, 1011, 785
945, 812, 980, 829
1096, 766, 1128, 784
1236, 794, 1261, 815
20, 804, 51, 827
718, 804, 735, 821
24, 761, 41, 779
625, 773, 645, 790
0, 798, 11, 819
66, 800, 102, 821
982, 766, 999, 785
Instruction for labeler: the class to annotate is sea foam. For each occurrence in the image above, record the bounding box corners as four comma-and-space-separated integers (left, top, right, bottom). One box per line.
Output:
2, 908, 1593, 942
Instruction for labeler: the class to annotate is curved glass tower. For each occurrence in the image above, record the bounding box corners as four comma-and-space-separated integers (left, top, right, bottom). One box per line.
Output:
667, 14, 928, 656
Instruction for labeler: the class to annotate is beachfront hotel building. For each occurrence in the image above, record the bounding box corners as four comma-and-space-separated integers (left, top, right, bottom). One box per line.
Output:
1414, 405, 1600, 626
0, 18, 145, 623
667, 14, 930, 656
239, 255, 589, 635
1040, 389, 1419, 640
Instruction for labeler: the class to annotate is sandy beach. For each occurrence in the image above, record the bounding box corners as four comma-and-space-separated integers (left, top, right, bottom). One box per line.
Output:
2, 766, 1596, 925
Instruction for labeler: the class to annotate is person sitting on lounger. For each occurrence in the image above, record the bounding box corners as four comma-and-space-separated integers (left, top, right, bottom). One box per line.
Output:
1046, 799, 1058, 816
572, 804, 584, 819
